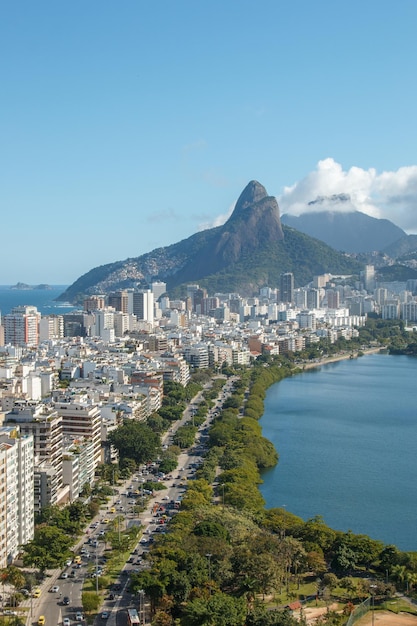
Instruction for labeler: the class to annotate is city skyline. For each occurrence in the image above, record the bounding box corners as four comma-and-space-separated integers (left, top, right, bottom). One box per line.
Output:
2, 1, 417, 285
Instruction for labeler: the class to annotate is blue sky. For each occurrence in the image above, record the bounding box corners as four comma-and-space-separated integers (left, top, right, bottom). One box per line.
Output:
2, 1, 417, 285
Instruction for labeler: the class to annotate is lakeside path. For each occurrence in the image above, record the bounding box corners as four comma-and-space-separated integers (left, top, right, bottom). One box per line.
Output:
299, 346, 383, 371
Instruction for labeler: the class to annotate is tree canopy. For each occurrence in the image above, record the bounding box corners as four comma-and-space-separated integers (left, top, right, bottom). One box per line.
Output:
108, 420, 161, 466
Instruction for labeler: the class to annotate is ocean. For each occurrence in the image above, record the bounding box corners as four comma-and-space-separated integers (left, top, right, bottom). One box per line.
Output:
0, 285, 76, 317
259, 352, 417, 551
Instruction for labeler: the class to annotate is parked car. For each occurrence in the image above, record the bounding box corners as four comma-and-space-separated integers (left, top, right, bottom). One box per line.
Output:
50, 585, 59, 593
38, 616, 45, 626
63, 618, 71, 626
62, 596, 70, 606
75, 612, 83, 621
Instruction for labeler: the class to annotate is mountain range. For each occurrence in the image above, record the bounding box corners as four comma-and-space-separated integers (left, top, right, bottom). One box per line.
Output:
281, 203, 406, 254
59, 182, 409, 304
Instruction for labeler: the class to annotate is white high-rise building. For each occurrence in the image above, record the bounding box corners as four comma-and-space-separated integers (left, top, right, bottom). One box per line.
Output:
92, 309, 115, 339
0, 427, 34, 567
4, 306, 40, 347
54, 400, 102, 474
133, 290, 154, 325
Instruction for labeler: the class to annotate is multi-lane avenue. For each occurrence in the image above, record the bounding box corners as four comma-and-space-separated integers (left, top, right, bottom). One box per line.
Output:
24, 375, 236, 626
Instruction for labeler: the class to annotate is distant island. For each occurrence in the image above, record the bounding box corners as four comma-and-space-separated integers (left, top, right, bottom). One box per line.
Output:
10, 283, 52, 290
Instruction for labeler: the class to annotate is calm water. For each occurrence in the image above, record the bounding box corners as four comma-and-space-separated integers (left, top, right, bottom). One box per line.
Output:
259, 353, 417, 551
0, 285, 75, 316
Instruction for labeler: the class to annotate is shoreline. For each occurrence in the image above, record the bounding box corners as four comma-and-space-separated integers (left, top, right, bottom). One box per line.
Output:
299, 346, 383, 371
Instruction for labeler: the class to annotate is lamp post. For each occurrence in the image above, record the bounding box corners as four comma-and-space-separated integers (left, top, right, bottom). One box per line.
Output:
138, 589, 145, 625
370, 584, 377, 626
95, 542, 99, 594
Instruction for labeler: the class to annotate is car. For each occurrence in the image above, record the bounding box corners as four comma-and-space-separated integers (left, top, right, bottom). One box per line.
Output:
107, 593, 114, 600
101, 612, 109, 620
75, 612, 83, 621
51, 585, 59, 593
19, 588, 30, 596
60, 572, 68, 579
62, 596, 70, 605
38, 616, 45, 626
102, 518, 110, 524
63, 618, 71, 626
32, 588, 41, 598
65, 559, 72, 567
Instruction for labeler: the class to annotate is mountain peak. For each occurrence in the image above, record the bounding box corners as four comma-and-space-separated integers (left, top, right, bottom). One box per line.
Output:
59, 178, 362, 302
232, 180, 268, 215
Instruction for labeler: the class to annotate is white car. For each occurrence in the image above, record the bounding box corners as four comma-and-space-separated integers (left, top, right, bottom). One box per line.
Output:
51, 585, 59, 593
75, 613, 83, 621
63, 618, 71, 626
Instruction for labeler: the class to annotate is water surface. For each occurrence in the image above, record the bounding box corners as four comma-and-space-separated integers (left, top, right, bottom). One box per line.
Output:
259, 353, 417, 550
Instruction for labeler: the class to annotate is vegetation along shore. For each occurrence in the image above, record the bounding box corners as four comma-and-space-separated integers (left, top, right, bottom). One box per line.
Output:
121, 317, 417, 625
7, 318, 417, 626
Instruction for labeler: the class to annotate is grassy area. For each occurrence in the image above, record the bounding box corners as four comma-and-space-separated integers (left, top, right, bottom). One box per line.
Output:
380, 598, 417, 615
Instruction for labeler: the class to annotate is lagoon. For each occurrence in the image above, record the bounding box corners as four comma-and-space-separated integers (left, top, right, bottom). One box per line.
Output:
259, 352, 417, 551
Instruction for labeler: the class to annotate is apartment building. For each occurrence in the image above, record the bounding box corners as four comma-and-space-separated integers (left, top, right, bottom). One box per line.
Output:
132, 290, 154, 325
5, 405, 64, 512
0, 427, 34, 568
54, 399, 102, 473
4, 306, 40, 347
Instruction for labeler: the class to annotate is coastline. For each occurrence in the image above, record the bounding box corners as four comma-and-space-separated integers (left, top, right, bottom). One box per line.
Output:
258, 344, 417, 550
299, 346, 383, 371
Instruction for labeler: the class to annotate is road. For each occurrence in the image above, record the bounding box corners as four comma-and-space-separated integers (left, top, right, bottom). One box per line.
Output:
25, 375, 236, 626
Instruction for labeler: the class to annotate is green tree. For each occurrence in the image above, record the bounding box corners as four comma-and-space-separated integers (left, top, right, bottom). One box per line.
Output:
81, 591, 101, 614
22, 525, 73, 573
108, 421, 161, 466
183, 592, 246, 626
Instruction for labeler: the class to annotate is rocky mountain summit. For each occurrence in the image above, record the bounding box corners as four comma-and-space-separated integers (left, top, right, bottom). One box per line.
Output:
58, 181, 361, 303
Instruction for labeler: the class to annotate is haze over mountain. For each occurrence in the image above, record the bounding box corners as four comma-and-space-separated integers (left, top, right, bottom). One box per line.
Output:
58, 182, 362, 303
281, 194, 406, 253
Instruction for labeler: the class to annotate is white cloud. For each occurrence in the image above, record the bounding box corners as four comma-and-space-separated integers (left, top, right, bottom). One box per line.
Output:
279, 158, 417, 234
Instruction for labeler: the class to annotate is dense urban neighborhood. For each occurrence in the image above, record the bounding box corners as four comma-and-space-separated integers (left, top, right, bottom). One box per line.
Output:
1, 268, 417, 626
